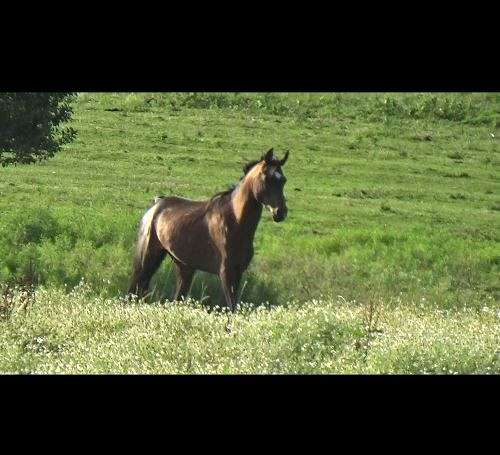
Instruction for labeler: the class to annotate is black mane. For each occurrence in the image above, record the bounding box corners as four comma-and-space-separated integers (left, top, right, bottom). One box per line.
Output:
209, 154, 280, 204
243, 154, 281, 175
243, 159, 261, 175
210, 184, 237, 202
210, 157, 261, 202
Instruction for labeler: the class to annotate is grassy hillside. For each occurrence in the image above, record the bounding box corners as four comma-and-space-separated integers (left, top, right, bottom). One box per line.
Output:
0, 92, 499, 373
1, 92, 498, 307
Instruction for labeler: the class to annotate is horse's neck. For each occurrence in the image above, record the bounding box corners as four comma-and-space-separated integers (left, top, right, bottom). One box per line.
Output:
231, 179, 262, 237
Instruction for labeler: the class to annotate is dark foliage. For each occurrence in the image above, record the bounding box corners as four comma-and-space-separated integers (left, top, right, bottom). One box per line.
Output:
0, 93, 77, 166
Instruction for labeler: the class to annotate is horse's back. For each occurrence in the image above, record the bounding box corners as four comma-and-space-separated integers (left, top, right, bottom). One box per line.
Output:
154, 195, 207, 210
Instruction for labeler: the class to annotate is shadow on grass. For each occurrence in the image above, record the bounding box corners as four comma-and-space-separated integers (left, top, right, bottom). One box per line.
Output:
146, 262, 282, 311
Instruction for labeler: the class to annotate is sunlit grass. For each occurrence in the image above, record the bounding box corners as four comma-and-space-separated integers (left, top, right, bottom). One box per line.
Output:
0, 286, 498, 374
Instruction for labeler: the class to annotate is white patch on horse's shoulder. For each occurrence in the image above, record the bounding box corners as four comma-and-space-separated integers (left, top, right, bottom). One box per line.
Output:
274, 171, 282, 179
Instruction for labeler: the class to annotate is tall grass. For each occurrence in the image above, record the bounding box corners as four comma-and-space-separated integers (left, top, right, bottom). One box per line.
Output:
76, 92, 500, 125
1, 207, 497, 308
0, 287, 498, 374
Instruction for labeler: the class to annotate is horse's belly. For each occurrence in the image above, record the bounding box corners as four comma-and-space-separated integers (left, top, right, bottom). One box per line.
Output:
156, 212, 219, 274
168, 241, 219, 274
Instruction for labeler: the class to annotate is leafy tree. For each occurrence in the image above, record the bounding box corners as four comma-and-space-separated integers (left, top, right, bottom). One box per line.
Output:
0, 93, 77, 166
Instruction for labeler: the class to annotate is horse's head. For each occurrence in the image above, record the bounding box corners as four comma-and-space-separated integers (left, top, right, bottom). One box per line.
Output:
247, 148, 289, 222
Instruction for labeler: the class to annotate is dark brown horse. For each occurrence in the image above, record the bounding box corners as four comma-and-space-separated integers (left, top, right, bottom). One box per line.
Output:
128, 148, 289, 310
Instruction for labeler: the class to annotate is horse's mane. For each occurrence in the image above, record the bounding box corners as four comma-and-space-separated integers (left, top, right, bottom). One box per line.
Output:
207, 154, 283, 208
243, 159, 261, 175
209, 185, 237, 202
208, 157, 263, 204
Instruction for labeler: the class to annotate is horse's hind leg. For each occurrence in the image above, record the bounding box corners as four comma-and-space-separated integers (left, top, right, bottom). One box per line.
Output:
171, 260, 194, 302
129, 238, 166, 299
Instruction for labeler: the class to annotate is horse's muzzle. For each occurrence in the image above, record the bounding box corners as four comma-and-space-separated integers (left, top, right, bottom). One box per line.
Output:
272, 207, 287, 222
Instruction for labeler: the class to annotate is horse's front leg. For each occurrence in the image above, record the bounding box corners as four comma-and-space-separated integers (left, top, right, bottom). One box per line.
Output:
219, 263, 241, 312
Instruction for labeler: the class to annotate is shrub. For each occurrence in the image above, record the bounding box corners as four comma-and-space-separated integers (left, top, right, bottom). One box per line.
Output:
0, 93, 76, 166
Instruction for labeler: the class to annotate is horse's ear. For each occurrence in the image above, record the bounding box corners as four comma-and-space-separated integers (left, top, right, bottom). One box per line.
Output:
280, 151, 289, 166
263, 148, 274, 163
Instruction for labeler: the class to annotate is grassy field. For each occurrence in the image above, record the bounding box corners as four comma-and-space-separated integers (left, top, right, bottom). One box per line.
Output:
0, 92, 499, 373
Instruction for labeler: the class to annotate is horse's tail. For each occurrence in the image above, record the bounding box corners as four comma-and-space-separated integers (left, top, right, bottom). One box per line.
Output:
128, 200, 166, 297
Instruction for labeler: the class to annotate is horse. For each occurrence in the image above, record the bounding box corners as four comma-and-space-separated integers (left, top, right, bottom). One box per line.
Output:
128, 148, 289, 311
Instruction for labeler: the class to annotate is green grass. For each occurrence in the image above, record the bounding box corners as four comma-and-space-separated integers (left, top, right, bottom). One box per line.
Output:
0, 92, 499, 373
